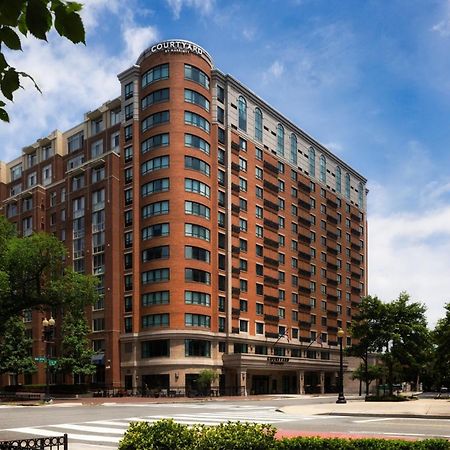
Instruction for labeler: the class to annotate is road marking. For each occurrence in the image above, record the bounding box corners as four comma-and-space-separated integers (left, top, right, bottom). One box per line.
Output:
52, 423, 127, 434
353, 418, 394, 423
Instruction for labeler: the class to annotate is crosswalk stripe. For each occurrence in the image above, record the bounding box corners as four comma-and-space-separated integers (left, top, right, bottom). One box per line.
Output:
51, 424, 127, 434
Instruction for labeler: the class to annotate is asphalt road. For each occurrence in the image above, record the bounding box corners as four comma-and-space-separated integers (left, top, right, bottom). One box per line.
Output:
0, 397, 449, 448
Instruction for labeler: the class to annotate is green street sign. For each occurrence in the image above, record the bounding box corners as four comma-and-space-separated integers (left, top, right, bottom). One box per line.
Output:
34, 356, 46, 362
48, 359, 57, 366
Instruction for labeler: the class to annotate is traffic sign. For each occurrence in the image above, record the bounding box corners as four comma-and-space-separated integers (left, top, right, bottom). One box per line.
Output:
34, 356, 46, 362
48, 360, 57, 366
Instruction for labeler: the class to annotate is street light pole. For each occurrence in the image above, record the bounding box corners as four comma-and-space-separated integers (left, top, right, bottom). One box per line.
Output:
42, 316, 55, 403
336, 327, 347, 404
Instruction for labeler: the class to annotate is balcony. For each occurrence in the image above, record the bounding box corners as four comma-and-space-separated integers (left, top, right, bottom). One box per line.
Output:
298, 216, 311, 228
298, 303, 311, 312
264, 199, 279, 212
231, 183, 240, 193
263, 256, 279, 268
263, 160, 278, 176
298, 251, 311, 262
298, 181, 311, 193
231, 224, 241, 235
326, 199, 338, 209
351, 242, 361, 251
326, 214, 338, 225
263, 180, 279, 194
298, 233, 311, 244
231, 142, 240, 153
299, 320, 311, 329
298, 286, 311, 294
231, 162, 240, 174
232, 287, 240, 297
326, 231, 338, 241
264, 218, 279, 231
298, 199, 311, 211
298, 268, 310, 278
327, 246, 338, 256
264, 314, 279, 324
232, 307, 240, 316
264, 275, 279, 287
351, 228, 361, 237
263, 237, 278, 249
265, 331, 279, 339
264, 295, 279, 305
327, 278, 338, 286
231, 204, 240, 215
351, 213, 361, 222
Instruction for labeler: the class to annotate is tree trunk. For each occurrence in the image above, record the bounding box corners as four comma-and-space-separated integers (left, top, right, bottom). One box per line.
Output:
364, 352, 369, 396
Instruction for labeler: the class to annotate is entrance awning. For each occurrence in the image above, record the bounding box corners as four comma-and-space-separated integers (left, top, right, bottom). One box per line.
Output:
91, 353, 105, 365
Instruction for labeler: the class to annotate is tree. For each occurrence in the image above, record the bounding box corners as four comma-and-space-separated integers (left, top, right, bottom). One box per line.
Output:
196, 369, 218, 395
0, 231, 98, 335
433, 303, 450, 388
348, 295, 387, 396
0, 315, 36, 382
0, 0, 85, 122
57, 269, 97, 382
349, 292, 430, 397
352, 363, 384, 393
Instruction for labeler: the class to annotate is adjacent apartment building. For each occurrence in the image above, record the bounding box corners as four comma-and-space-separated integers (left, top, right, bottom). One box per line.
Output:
0, 40, 367, 395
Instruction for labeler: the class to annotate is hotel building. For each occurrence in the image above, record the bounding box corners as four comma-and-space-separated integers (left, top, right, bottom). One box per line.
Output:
0, 39, 367, 395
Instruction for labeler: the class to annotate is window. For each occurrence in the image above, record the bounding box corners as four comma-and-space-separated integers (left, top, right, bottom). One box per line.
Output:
92, 318, 105, 331
185, 178, 210, 198
124, 82, 133, 99
42, 165, 52, 186
239, 320, 248, 332
345, 173, 351, 199
141, 340, 170, 358
184, 64, 209, 89
255, 166, 263, 180
290, 133, 298, 165
184, 111, 210, 133
218, 211, 225, 227
358, 182, 364, 208
142, 111, 169, 132
240, 299, 248, 312
185, 134, 210, 154
185, 313, 211, 327
278, 179, 285, 192
255, 107, 263, 142
124, 146, 133, 162
256, 147, 263, 160
239, 177, 247, 192
256, 322, 264, 335
239, 218, 247, 232
240, 238, 248, 252
141, 178, 169, 196
124, 103, 133, 121
320, 155, 326, 183
278, 197, 285, 209
142, 245, 170, 261
185, 245, 210, 263
217, 106, 224, 123
68, 131, 84, 153
277, 124, 284, 156
142, 313, 169, 328
141, 88, 170, 109
218, 170, 225, 186
256, 186, 263, 199
185, 339, 211, 357
256, 205, 263, 219
185, 200, 210, 219
142, 268, 170, 284
336, 166, 342, 193
185, 88, 210, 110
142, 200, 169, 218
142, 63, 169, 87
124, 125, 132, 141
185, 156, 210, 176
141, 155, 170, 174
217, 85, 224, 102
238, 96, 247, 131
239, 157, 247, 172
142, 223, 169, 240
141, 133, 169, 153
219, 317, 226, 332
185, 223, 210, 241
256, 303, 264, 315
27, 171, 37, 187
240, 279, 248, 292
185, 291, 211, 306
308, 147, 315, 176
142, 291, 169, 306
256, 225, 263, 238
185, 268, 211, 284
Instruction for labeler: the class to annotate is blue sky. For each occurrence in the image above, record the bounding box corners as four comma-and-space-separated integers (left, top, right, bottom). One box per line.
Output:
1, 0, 450, 325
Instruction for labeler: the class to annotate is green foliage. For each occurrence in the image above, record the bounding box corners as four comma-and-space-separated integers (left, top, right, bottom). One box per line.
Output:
196, 422, 277, 450
196, 368, 219, 392
433, 303, 450, 387
119, 420, 196, 450
352, 364, 384, 387
0, 315, 36, 376
118, 420, 450, 450
0, 0, 85, 122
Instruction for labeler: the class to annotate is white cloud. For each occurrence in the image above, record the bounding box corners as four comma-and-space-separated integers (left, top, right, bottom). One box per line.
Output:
263, 60, 284, 83
369, 205, 450, 327
166, 0, 215, 20
324, 141, 344, 155
123, 25, 159, 61
0, 3, 159, 163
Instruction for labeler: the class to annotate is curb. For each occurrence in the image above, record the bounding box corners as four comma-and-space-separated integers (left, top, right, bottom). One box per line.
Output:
323, 412, 450, 420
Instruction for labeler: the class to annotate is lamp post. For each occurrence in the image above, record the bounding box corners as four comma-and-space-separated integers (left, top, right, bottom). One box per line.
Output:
336, 327, 347, 404
42, 316, 56, 403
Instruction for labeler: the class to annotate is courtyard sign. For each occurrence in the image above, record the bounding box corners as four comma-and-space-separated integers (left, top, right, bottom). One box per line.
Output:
267, 356, 290, 365
146, 40, 212, 64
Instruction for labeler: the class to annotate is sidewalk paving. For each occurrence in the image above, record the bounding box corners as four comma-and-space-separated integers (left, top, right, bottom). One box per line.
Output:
280, 398, 450, 419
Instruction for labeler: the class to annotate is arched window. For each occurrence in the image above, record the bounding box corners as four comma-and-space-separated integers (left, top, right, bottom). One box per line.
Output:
254, 107, 263, 142
277, 124, 284, 156
308, 147, 315, 176
345, 173, 351, 199
238, 96, 247, 131
290, 134, 297, 165
358, 182, 364, 208
336, 166, 342, 193
319, 155, 326, 183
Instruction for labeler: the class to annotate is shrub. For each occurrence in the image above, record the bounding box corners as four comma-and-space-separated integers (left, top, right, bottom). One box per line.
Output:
196, 422, 277, 450
119, 419, 196, 450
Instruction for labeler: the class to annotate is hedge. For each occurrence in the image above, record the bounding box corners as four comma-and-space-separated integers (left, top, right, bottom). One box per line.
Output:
118, 419, 450, 450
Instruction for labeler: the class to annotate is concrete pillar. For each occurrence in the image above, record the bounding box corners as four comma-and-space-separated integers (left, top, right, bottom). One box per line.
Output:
320, 371, 325, 394
238, 370, 247, 396
298, 370, 305, 394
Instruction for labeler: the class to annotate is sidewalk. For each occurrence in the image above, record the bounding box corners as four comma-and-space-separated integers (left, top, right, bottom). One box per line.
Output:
280, 398, 450, 419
